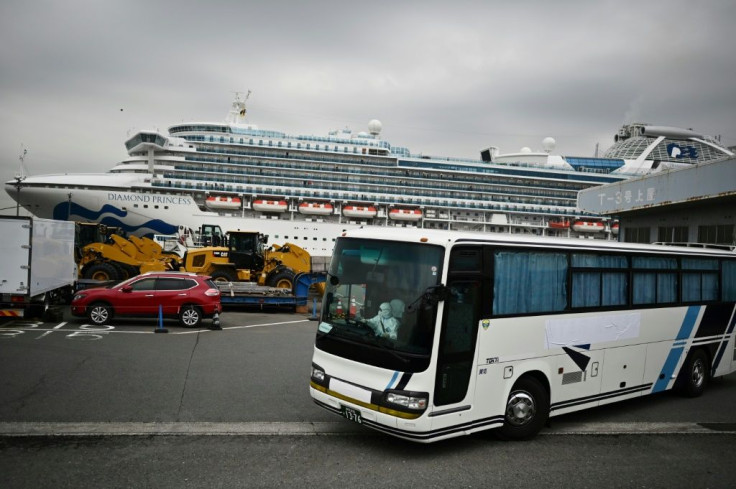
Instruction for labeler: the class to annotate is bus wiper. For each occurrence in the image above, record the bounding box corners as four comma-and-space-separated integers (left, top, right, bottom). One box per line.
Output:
406, 284, 449, 313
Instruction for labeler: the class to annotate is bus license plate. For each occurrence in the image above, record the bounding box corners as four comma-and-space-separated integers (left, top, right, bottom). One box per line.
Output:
341, 405, 362, 424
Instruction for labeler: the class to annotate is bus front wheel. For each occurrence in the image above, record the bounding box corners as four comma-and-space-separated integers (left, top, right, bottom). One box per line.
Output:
496, 376, 549, 441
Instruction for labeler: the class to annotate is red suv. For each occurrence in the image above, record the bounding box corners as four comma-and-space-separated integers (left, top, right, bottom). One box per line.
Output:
71, 272, 221, 327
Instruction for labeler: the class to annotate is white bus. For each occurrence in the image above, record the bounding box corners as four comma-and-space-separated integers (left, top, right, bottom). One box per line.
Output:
309, 228, 736, 442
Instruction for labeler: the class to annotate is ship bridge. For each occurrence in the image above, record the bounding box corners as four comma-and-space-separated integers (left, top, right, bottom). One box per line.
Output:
125, 131, 168, 174
125, 131, 167, 153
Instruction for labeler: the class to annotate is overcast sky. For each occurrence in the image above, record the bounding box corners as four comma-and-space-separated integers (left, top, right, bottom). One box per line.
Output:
2, 0, 735, 212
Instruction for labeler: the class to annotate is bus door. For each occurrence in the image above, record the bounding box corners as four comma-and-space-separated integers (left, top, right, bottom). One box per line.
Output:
432, 246, 486, 425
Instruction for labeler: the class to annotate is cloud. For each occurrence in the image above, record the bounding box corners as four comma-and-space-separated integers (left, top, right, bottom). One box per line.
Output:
1, 0, 735, 212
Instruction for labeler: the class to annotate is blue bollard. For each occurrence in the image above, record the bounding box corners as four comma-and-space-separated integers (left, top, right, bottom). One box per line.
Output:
154, 304, 169, 333
308, 297, 319, 321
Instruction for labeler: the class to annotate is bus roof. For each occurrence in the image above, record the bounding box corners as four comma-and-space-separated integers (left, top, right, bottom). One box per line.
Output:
338, 228, 736, 258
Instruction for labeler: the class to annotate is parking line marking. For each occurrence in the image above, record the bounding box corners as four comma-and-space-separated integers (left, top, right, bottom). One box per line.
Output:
6, 319, 310, 336
173, 319, 310, 334
35, 322, 67, 339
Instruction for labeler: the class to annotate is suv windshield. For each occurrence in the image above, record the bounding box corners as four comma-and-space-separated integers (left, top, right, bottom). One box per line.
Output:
316, 237, 444, 372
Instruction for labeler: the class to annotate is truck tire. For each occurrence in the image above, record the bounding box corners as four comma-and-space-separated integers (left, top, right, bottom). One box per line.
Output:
266, 268, 296, 289
210, 270, 237, 283
84, 263, 119, 282
112, 262, 138, 280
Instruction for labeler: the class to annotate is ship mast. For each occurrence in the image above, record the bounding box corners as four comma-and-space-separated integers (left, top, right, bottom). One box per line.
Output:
228, 90, 251, 125
13, 147, 28, 216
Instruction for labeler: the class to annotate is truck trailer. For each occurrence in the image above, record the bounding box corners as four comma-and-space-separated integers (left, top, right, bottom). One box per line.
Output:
0, 216, 77, 319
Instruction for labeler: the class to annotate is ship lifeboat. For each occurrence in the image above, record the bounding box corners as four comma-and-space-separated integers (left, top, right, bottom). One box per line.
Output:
299, 202, 334, 216
252, 199, 288, 213
548, 218, 570, 229
611, 222, 619, 235
572, 220, 605, 233
389, 208, 423, 221
343, 205, 377, 219
205, 196, 242, 210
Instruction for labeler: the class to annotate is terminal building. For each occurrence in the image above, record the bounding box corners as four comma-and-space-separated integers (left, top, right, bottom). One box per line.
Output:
578, 156, 736, 249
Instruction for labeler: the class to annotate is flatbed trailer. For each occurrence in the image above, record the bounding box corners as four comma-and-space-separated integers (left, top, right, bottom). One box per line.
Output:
217, 272, 325, 311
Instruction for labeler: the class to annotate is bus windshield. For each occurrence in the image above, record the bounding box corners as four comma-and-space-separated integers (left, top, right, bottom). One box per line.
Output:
316, 237, 444, 371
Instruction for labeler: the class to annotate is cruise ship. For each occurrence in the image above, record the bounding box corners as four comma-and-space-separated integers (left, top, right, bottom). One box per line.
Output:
5, 94, 733, 257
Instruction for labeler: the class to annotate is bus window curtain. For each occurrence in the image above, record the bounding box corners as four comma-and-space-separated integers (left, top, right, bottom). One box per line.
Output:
724, 261, 736, 301
493, 251, 567, 315
572, 272, 600, 307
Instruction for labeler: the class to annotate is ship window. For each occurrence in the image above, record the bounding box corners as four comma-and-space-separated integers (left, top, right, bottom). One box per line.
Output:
144, 205, 148, 208
134, 204, 138, 208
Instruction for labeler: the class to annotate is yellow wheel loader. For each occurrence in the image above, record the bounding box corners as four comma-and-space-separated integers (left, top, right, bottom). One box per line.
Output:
182, 230, 312, 290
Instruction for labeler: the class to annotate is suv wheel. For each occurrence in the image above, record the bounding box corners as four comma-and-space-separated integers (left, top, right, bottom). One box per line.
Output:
179, 305, 202, 328
88, 302, 112, 325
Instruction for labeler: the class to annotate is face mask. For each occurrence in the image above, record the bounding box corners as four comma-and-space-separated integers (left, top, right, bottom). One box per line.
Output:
379, 308, 391, 319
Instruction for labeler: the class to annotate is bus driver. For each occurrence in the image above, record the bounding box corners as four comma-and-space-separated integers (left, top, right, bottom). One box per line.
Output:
364, 302, 399, 340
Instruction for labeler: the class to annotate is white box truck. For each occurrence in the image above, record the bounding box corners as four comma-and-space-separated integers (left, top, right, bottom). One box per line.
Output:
0, 216, 77, 319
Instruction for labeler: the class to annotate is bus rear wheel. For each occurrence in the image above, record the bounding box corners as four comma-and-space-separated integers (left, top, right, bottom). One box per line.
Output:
496, 376, 549, 441
676, 349, 709, 398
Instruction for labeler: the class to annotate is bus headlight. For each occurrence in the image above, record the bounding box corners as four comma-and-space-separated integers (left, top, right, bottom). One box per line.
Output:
384, 391, 428, 411
311, 364, 327, 386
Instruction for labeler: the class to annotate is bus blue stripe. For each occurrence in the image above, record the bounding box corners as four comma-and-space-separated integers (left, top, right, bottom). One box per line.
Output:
385, 371, 399, 390
652, 347, 684, 393
711, 305, 736, 376
652, 307, 700, 393
676, 306, 700, 340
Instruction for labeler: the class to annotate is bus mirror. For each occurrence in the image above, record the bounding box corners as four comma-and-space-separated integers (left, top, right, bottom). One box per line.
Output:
329, 274, 340, 286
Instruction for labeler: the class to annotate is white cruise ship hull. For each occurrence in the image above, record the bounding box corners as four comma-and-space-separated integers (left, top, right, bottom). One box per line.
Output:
7, 95, 731, 257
